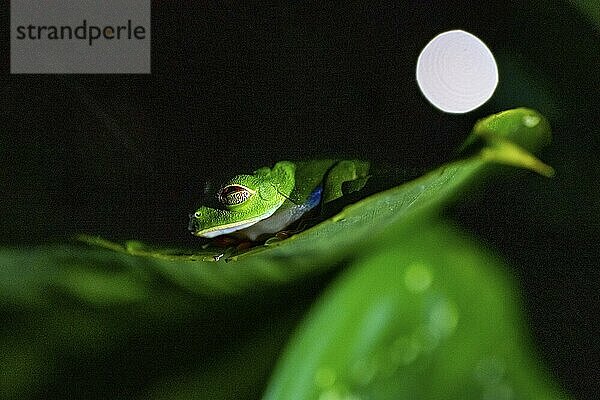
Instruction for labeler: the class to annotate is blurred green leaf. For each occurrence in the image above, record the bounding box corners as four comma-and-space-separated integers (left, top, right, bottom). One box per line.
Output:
569, 0, 600, 29
263, 214, 568, 399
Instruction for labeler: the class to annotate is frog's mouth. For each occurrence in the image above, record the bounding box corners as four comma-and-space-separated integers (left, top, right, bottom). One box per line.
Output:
188, 209, 278, 238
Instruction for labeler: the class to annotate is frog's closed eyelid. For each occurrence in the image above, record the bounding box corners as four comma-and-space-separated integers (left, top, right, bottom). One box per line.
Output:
218, 184, 255, 206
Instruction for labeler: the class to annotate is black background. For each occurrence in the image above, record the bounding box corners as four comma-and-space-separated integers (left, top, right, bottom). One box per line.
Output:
1, 1, 598, 398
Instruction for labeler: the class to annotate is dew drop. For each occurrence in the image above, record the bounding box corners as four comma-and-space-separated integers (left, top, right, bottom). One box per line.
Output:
404, 262, 433, 293
390, 335, 422, 366
315, 367, 337, 388
427, 299, 459, 339
350, 358, 378, 386
522, 114, 540, 127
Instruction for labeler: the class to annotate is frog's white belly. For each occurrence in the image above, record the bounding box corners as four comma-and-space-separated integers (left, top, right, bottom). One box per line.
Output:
235, 200, 317, 241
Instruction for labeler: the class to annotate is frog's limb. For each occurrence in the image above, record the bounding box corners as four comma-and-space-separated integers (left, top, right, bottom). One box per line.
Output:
254, 161, 296, 200
322, 160, 370, 204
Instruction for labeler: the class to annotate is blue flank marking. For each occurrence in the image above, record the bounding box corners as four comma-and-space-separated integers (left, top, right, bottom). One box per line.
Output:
306, 185, 323, 209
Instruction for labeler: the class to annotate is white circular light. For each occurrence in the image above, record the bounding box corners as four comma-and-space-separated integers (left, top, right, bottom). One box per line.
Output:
416, 30, 498, 113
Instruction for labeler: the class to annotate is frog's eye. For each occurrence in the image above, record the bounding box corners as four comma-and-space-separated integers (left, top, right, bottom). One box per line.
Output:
217, 184, 255, 206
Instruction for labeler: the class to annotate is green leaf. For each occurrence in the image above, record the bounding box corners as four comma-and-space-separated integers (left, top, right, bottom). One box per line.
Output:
461, 108, 554, 177
263, 215, 568, 399
75, 108, 552, 293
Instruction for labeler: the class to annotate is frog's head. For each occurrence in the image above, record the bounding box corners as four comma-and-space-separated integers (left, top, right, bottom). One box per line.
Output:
189, 162, 295, 238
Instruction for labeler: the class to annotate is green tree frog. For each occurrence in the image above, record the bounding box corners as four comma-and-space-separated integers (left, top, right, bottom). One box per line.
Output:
188, 160, 370, 241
